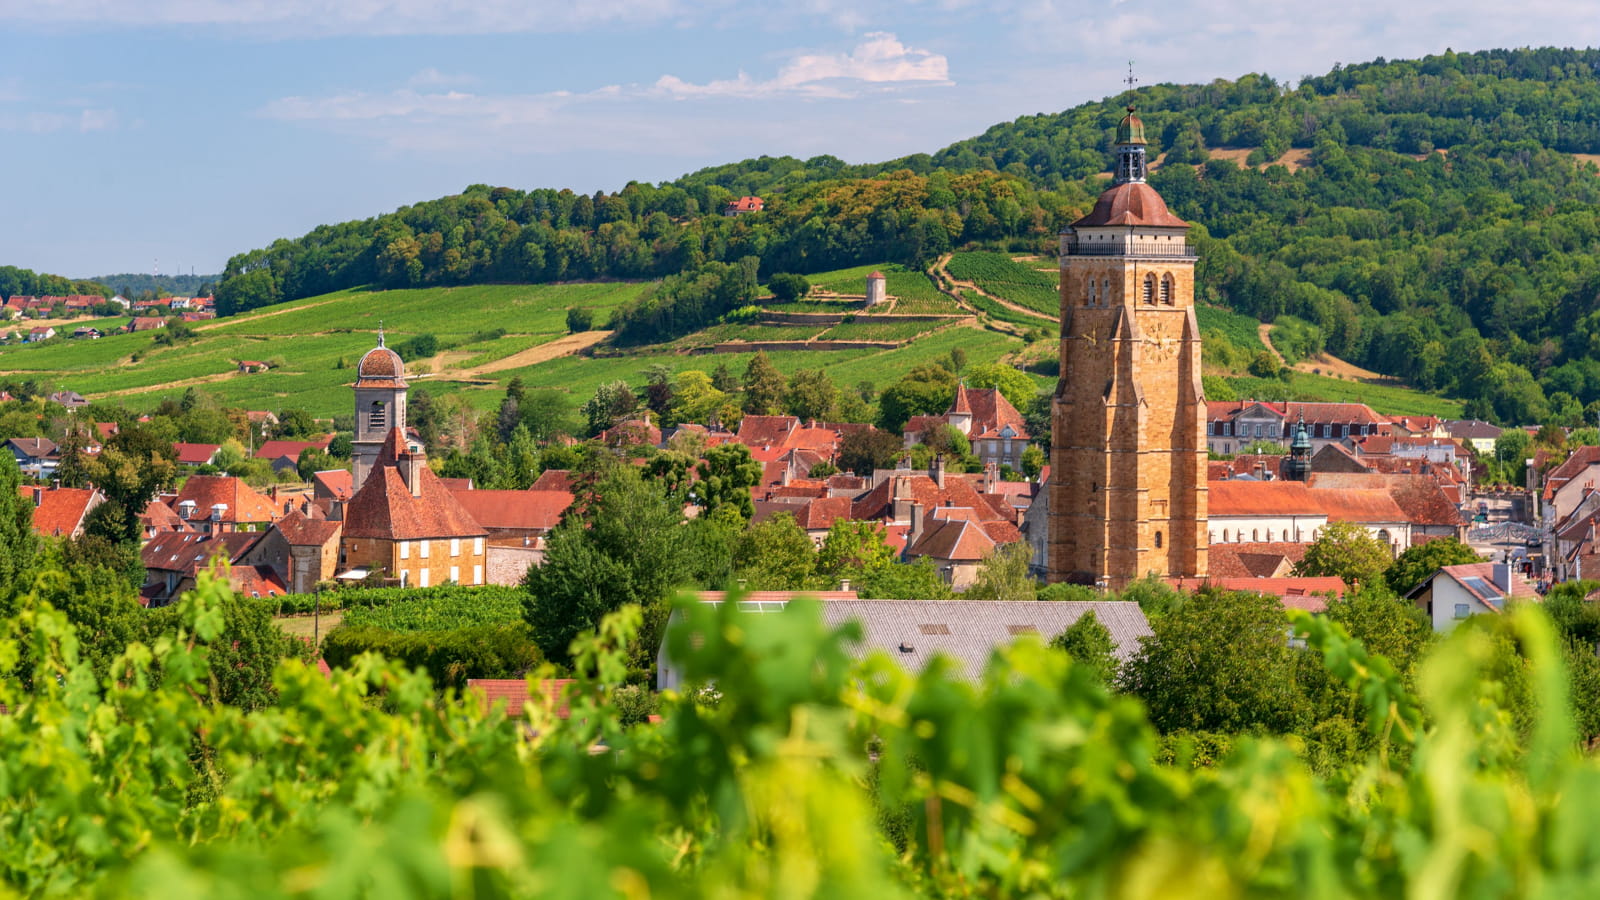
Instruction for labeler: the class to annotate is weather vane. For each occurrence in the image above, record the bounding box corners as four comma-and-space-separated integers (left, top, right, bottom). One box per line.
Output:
1126, 61, 1138, 93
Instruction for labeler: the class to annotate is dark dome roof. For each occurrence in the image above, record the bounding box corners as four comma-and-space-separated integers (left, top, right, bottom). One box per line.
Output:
1071, 181, 1189, 229
357, 345, 405, 383
1116, 107, 1146, 145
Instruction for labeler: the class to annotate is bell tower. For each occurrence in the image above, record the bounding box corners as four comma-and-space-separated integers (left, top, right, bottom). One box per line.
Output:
351, 329, 409, 491
1048, 107, 1208, 589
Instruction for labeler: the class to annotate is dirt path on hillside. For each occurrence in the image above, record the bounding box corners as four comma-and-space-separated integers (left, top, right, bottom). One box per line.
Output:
451, 330, 612, 377
1257, 320, 1388, 382
932, 254, 1056, 325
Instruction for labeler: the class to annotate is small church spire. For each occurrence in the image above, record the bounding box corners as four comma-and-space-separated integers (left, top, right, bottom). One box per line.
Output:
1113, 106, 1148, 185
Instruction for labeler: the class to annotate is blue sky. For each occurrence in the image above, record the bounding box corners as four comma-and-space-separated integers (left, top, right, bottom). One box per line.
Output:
4, 1, 1598, 278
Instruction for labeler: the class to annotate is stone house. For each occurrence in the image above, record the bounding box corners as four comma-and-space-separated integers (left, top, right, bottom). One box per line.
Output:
339, 429, 488, 587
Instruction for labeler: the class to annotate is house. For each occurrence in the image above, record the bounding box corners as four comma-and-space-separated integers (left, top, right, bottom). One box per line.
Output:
166, 475, 281, 533
1207, 401, 1387, 455
598, 418, 662, 448
1542, 447, 1600, 529
24, 327, 55, 343
171, 442, 222, 468
237, 360, 270, 374
46, 390, 88, 409
723, 196, 764, 216
255, 436, 334, 468
903, 383, 1031, 469
126, 317, 167, 332
6, 437, 58, 478
139, 531, 285, 606
243, 511, 343, 594
71, 327, 103, 340
139, 498, 192, 540
18, 484, 104, 538
312, 469, 353, 503
1445, 419, 1504, 455
446, 487, 573, 539
1406, 561, 1537, 631
903, 516, 999, 589
338, 428, 489, 587
467, 678, 576, 719
657, 598, 1152, 690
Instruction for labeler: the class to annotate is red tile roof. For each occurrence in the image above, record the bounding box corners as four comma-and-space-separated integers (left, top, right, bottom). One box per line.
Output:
907, 518, 997, 562
141, 531, 264, 575
530, 469, 575, 492
1207, 400, 1385, 427
1207, 480, 1320, 517
172, 442, 221, 465
468, 678, 576, 719
1167, 576, 1345, 610
1207, 542, 1309, 578
1073, 181, 1189, 228
1436, 563, 1538, 608
255, 436, 333, 461
312, 469, 354, 500
792, 496, 854, 531
448, 489, 573, 532
342, 430, 487, 541
274, 510, 341, 546
18, 486, 99, 537
171, 475, 280, 523
737, 415, 799, 448
1544, 447, 1600, 501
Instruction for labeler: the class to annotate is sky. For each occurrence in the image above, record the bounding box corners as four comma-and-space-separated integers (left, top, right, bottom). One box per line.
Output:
4, 1, 1600, 278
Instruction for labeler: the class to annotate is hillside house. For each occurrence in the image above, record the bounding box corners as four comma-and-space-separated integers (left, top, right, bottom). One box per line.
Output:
1207, 400, 1387, 455
18, 484, 105, 539
47, 390, 88, 409
126, 317, 166, 332
903, 383, 1031, 469
25, 327, 54, 343
71, 327, 103, 340
6, 437, 58, 478
171, 442, 222, 468
723, 196, 764, 216
166, 475, 281, 533
238, 360, 270, 374
1406, 562, 1537, 632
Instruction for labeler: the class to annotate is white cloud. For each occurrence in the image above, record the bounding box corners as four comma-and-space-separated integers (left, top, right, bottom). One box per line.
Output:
654, 32, 953, 99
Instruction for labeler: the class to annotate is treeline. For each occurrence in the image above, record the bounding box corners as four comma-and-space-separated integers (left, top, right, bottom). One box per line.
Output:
90, 272, 216, 299
214, 169, 1076, 316
0, 265, 109, 299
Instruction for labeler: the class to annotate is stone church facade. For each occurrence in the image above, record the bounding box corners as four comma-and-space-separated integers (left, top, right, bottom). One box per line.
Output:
1048, 108, 1209, 589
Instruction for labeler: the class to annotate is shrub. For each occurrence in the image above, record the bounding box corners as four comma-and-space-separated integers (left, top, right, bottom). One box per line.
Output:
321, 622, 541, 690
566, 307, 594, 333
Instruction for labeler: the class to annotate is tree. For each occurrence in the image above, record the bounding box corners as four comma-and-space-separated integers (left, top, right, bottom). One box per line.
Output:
523, 466, 689, 673
1021, 444, 1046, 480
1322, 585, 1434, 680
962, 362, 1035, 411
854, 556, 954, 600
580, 380, 638, 437
1051, 611, 1117, 685
566, 307, 594, 333
963, 541, 1036, 602
784, 369, 838, 422
733, 512, 816, 590
1385, 537, 1482, 595
837, 428, 904, 475
878, 364, 955, 433
767, 272, 810, 303
1295, 521, 1393, 588
0, 452, 35, 591
741, 351, 786, 416
695, 443, 763, 520
1120, 588, 1307, 733
816, 519, 894, 583
1495, 427, 1532, 466
275, 407, 318, 438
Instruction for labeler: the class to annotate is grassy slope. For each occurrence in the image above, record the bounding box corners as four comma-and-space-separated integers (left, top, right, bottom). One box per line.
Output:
0, 266, 1461, 421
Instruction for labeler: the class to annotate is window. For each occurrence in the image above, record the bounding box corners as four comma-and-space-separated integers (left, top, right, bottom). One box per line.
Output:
449, 566, 459, 583
1160, 273, 1174, 305
400, 541, 409, 560
1086, 279, 1096, 306
473, 537, 483, 555
1252, 529, 1259, 541
1142, 273, 1156, 304
418, 568, 430, 587
1454, 603, 1470, 619
420, 540, 430, 559
473, 565, 483, 585
450, 538, 461, 557
1154, 531, 1163, 548
1223, 529, 1231, 542
368, 400, 386, 431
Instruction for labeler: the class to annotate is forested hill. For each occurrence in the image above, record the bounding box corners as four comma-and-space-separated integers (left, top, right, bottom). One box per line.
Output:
0, 266, 109, 299
218, 47, 1600, 424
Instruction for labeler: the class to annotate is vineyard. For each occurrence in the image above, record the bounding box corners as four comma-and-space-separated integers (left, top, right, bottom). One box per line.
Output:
816, 319, 947, 342
946, 251, 1061, 316
340, 585, 526, 631
7, 573, 1600, 897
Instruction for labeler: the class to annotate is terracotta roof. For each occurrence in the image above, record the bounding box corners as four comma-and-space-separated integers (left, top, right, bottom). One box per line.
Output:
530, 469, 575, 492
233, 565, 289, 598
139, 499, 191, 535
1311, 473, 1464, 527
448, 488, 573, 532
6, 437, 57, 459
1207, 480, 1320, 517
952, 383, 972, 415
957, 388, 1029, 440
356, 344, 406, 384
468, 678, 576, 719
312, 469, 353, 500
1167, 576, 1345, 610
171, 475, 280, 523
141, 531, 264, 575
792, 496, 854, 531
343, 430, 488, 540
171, 442, 221, 465
852, 472, 1014, 525
1206, 542, 1309, 578
1432, 563, 1538, 609
18, 486, 99, 537
1071, 181, 1189, 228
1315, 488, 1408, 524
903, 414, 951, 436
255, 437, 332, 461
737, 415, 799, 448
600, 419, 662, 447
1207, 400, 1385, 427
1545, 447, 1600, 501
274, 510, 341, 546
907, 518, 997, 562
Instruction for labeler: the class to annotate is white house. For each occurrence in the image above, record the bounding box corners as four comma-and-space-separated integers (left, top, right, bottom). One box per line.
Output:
1405, 561, 1537, 632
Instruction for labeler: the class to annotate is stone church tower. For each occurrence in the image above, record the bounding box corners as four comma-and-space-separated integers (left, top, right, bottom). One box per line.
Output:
1048, 108, 1208, 589
351, 331, 409, 492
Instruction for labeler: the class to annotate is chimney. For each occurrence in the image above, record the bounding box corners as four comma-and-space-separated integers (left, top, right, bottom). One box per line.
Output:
931, 452, 946, 489
31, 486, 42, 507
908, 501, 924, 548
839, 578, 851, 592
892, 476, 913, 523
329, 499, 345, 522
1493, 559, 1514, 594
982, 460, 999, 494
400, 452, 424, 498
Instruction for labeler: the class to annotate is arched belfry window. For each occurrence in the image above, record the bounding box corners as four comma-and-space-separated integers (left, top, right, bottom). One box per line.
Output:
1142, 273, 1156, 304
369, 400, 387, 431
1160, 273, 1175, 305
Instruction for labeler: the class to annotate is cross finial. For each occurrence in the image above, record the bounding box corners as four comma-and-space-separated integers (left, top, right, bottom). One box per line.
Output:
1125, 60, 1137, 93
378, 320, 385, 347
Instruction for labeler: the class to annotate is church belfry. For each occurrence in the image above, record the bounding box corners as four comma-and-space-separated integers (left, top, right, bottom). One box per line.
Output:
351, 330, 409, 491
1048, 106, 1208, 589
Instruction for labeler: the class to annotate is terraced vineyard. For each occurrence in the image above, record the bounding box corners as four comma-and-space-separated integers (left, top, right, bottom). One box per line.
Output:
806, 263, 961, 315
946, 251, 1060, 316
816, 318, 948, 342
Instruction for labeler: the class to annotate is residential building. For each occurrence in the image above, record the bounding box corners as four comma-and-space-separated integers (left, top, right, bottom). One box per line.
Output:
1206, 400, 1387, 455
18, 484, 104, 538
167, 475, 281, 533
6, 437, 58, 478
723, 196, 764, 216
903, 383, 1031, 469
1406, 561, 1537, 631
